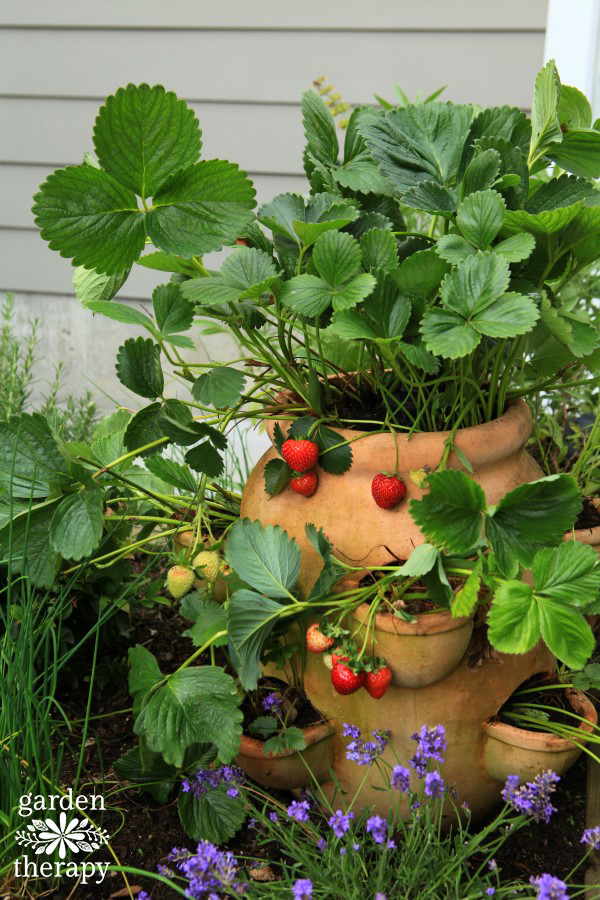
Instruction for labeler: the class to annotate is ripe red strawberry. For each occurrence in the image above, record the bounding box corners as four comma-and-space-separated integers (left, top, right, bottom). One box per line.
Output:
290, 471, 317, 497
306, 623, 335, 654
365, 665, 393, 699
371, 473, 407, 509
235, 237, 249, 246
281, 439, 320, 473
331, 649, 347, 666
331, 662, 366, 695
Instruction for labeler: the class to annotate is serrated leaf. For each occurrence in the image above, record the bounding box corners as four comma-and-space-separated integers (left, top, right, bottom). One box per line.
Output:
398, 340, 440, 374
144, 456, 198, 493
558, 84, 593, 129
249, 716, 277, 738
395, 543, 439, 577
182, 247, 279, 307
333, 154, 393, 195
128, 645, 163, 719
153, 282, 195, 336
185, 442, 224, 477
484, 474, 581, 576
85, 299, 154, 332
263, 458, 291, 496
178, 785, 246, 844
225, 518, 300, 597
258, 192, 358, 248
525, 174, 596, 213
537, 597, 595, 669
33, 165, 145, 275
451, 560, 481, 618
313, 231, 362, 286
547, 129, 600, 179
460, 148, 501, 198
456, 189, 506, 250
113, 746, 177, 804
134, 664, 243, 766
0, 413, 69, 499
49, 486, 104, 561
420, 307, 482, 359
227, 589, 286, 689
0, 499, 62, 588
302, 90, 339, 166
73, 265, 130, 304
360, 228, 398, 272
136, 251, 198, 276
146, 160, 256, 257
185, 599, 227, 648
263, 727, 307, 755
409, 469, 485, 554
532, 541, 600, 607
402, 181, 458, 215
502, 204, 583, 239
116, 337, 164, 399
192, 367, 246, 408
492, 233, 536, 262
394, 248, 449, 299
360, 103, 474, 195
488, 581, 539, 655
529, 59, 563, 163
93, 83, 201, 198
435, 234, 476, 265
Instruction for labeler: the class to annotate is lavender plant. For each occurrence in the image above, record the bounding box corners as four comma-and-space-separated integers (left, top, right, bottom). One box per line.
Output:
128, 722, 599, 899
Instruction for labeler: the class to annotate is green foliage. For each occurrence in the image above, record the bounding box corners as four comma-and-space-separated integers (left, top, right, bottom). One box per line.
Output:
33, 83, 256, 279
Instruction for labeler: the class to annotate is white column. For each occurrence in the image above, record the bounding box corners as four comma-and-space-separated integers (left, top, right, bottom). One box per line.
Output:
544, 0, 600, 119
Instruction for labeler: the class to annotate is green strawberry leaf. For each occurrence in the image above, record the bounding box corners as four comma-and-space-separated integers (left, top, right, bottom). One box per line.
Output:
93, 83, 202, 199
227, 589, 287, 689
531, 540, 600, 607
73, 265, 131, 304
225, 518, 300, 598
49, 485, 104, 561
192, 367, 246, 408
0, 413, 69, 499
487, 581, 540, 655
178, 785, 246, 843
263, 458, 292, 496
263, 727, 307, 755
409, 469, 485, 555
116, 337, 164, 399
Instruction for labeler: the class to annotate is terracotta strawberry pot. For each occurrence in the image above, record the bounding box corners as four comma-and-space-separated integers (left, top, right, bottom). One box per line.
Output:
241, 398, 541, 597
351, 604, 473, 688
235, 722, 335, 790
483, 689, 597, 783
565, 498, 600, 556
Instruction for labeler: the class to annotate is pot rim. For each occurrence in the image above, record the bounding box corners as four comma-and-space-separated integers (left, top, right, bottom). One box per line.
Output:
352, 602, 472, 636
239, 721, 335, 760
265, 391, 532, 471
482, 688, 597, 752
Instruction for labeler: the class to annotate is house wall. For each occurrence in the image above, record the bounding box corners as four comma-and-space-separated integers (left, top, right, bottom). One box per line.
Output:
0, 1, 548, 407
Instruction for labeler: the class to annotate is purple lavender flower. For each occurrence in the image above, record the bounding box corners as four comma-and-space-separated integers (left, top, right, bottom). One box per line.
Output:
288, 800, 311, 823
293, 878, 313, 899
344, 726, 390, 766
488, 859, 498, 872
391, 765, 410, 792
269, 811, 278, 823
582, 825, 600, 850
343, 723, 360, 739
502, 771, 560, 824
166, 841, 246, 898
424, 770, 445, 798
262, 691, 283, 714
317, 837, 327, 854
248, 818, 257, 829
328, 809, 354, 838
366, 815, 388, 845
530, 873, 569, 899
387, 838, 396, 849
353, 842, 360, 851
340, 847, 347, 856
137, 894, 150, 900
182, 765, 245, 799
375, 894, 387, 900
486, 890, 495, 897
409, 724, 447, 776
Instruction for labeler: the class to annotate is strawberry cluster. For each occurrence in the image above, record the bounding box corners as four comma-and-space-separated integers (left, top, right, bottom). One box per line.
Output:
281, 438, 320, 497
306, 623, 392, 700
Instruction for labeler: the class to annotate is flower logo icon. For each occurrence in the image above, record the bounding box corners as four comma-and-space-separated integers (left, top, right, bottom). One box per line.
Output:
15, 813, 108, 857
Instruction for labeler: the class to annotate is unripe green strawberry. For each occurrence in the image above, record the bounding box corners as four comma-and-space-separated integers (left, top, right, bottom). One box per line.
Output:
166, 565, 195, 599
193, 550, 221, 583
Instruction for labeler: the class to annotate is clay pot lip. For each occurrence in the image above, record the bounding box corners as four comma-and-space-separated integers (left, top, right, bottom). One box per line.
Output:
566, 498, 600, 546
482, 687, 597, 752
239, 721, 335, 760
265, 387, 532, 471
352, 602, 472, 635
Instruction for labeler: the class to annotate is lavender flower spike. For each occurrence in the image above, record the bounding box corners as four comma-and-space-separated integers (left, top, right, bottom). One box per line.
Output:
293, 878, 313, 899
582, 825, 600, 850
530, 873, 569, 899
503, 771, 560, 824
366, 815, 388, 845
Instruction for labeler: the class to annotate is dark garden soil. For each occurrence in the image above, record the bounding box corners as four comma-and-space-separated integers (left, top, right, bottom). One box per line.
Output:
46, 594, 597, 899
241, 677, 326, 735
575, 497, 600, 531
497, 673, 578, 730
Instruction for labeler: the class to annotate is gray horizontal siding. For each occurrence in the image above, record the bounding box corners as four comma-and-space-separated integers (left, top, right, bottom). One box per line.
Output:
0, 5, 547, 299
1, 1, 548, 30
1, 29, 544, 107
